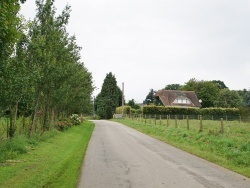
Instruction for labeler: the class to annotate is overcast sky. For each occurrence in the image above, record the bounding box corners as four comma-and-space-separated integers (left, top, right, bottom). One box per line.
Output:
20, 0, 250, 103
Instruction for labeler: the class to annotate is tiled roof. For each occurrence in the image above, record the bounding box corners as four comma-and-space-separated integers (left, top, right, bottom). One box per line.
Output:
155, 90, 201, 108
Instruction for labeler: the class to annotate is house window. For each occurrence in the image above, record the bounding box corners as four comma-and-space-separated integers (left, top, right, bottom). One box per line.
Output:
173, 97, 191, 104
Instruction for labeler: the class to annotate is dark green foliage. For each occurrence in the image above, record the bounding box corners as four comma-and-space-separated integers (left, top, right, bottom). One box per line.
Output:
215, 89, 242, 108
212, 80, 228, 89
143, 89, 155, 105
243, 90, 250, 106
143, 105, 200, 115
182, 79, 220, 108
165, 84, 182, 90
127, 99, 140, 109
96, 72, 121, 119
142, 105, 240, 119
105, 106, 113, 119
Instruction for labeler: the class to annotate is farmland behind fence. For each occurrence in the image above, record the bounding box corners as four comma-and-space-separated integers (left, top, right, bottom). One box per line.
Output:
125, 114, 249, 134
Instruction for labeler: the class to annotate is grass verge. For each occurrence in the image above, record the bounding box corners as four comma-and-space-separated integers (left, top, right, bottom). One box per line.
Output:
113, 118, 250, 178
0, 121, 94, 188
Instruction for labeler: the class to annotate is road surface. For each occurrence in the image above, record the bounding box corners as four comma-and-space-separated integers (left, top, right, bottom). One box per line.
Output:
78, 120, 250, 188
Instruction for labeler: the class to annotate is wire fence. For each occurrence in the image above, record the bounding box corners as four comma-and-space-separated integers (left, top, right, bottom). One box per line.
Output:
124, 114, 250, 134
129, 114, 249, 122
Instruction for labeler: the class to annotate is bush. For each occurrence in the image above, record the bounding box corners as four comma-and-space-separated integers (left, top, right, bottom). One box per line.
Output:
116, 106, 131, 115
70, 114, 81, 125
56, 121, 72, 131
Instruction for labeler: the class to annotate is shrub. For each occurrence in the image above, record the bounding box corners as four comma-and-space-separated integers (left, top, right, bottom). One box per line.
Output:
70, 114, 81, 125
56, 121, 72, 131
116, 106, 131, 115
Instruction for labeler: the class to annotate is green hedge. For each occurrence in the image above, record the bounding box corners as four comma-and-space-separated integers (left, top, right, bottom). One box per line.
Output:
116, 106, 131, 114
142, 105, 240, 117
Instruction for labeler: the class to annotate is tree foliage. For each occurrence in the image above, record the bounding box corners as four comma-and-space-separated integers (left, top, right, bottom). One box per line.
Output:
95, 72, 121, 119
127, 99, 140, 109
182, 79, 220, 108
143, 89, 155, 105
0, 0, 93, 138
212, 80, 228, 89
243, 90, 250, 106
215, 89, 242, 108
165, 84, 182, 90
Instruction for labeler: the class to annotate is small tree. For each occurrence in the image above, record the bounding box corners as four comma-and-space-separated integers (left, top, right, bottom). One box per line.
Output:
143, 89, 155, 105
127, 99, 140, 109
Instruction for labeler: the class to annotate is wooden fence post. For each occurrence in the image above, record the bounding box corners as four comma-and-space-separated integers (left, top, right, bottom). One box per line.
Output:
166, 115, 169, 127
175, 115, 177, 128
186, 115, 189, 130
227, 125, 230, 133
199, 115, 203, 132
221, 118, 224, 134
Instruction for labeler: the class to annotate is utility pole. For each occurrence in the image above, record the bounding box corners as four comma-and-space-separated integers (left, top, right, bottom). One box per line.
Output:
122, 82, 124, 117
93, 96, 95, 117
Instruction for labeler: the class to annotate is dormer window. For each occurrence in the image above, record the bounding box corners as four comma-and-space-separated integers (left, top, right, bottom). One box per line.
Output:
173, 97, 191, 104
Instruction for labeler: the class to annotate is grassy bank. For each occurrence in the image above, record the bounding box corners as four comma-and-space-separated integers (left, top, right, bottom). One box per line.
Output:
113, 118, 250, 178
0, 121, 94, 188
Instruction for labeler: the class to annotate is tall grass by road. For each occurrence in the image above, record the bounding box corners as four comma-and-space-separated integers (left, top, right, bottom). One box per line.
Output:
0, 121, 94, 188
113, 118, 250, 178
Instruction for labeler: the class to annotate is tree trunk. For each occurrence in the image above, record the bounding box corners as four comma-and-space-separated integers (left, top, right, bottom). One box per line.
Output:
8, 101, 19, 138
29, 92, 41, 136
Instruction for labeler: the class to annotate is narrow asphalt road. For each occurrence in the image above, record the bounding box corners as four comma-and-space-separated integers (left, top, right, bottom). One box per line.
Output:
78, 120, 250, 188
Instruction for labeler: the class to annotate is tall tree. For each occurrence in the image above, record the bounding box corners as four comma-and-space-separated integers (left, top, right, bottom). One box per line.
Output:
0, 0, 93, 138
27, 0, 93, 133
96, 72, 120, 119
0, 0, 28, 138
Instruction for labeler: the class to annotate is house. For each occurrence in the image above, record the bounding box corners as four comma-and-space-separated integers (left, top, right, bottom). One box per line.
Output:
155, 90, 201, 108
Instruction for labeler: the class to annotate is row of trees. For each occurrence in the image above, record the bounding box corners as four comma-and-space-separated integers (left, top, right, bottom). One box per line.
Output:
144, 79, 250, 108
0, 0, 93, 137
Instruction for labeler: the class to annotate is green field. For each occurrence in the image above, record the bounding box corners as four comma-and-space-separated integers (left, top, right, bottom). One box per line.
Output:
113, 117, 250, 178
0, 121, 94, 188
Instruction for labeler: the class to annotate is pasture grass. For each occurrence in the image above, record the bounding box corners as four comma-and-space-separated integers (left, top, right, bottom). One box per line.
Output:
0, 121, 94, 188
113, 117, 250, 177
